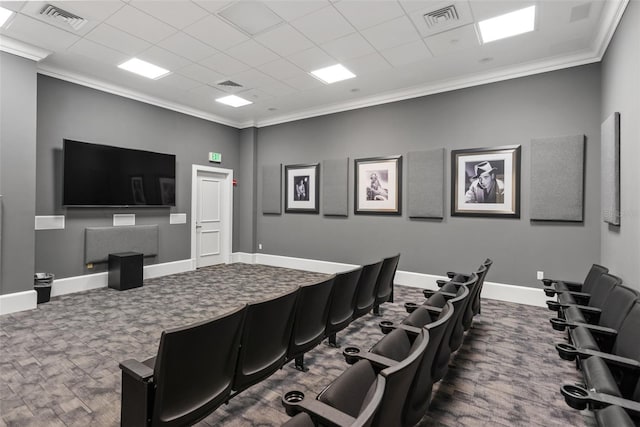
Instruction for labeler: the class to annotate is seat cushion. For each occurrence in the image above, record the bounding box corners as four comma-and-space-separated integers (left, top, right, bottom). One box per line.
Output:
563, 305, 587, 324
569, 326, 599, 351
581, 357, 622, 397
281, 413, 314, 427
318, 359, 377, 418
595, 405, 636, 427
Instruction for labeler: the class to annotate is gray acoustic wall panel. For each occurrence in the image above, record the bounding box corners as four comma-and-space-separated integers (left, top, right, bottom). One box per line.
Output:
530, 135, 585, 221
322, 158, 349, 216
601, 112, 620, 225
85, 225, 159, 264
262, 164, 282, 214
407, 149, 445, 219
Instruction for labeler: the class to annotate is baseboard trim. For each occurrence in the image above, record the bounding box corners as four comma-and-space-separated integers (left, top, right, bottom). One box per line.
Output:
0, 290, 38, 315
240, 253, 546, 308
232, 252, 257, 264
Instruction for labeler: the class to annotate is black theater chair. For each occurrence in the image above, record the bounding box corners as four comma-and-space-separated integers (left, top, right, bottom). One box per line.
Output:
231, 287, 299, 397
352, 260, 384, 321
119, 305, 247, 427
542, 263, 609, 295
424, 271, 481, 331
287, 276, 336, 371
547, 273, 622, 324
547, 266, 612, 311
372, 254, 400, 316
326, 267, 363, 348
434, 258, 492, 316
282, 329, 429, 427
551, 284, 637, 354
595, 405, 637, 427
557, 300, 640, 425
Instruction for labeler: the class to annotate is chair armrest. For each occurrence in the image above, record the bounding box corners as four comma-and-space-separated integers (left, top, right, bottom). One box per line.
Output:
561, 384, 640, 416
354, 352, 400, 370
282, 393, 357, 426
446, 271, 469, 280
579, 349, 640, 371
420, 305, 443, 315
574, 305, 602, 316
394, 324, 423, 335
119, 359, 154, 382
559, 280, 584, 291
569, 322, 617, 338
436, 291, 457, 299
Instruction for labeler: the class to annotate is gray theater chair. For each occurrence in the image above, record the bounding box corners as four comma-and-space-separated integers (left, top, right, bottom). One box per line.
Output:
542, 263, 608, 297
372, 253, 400, 316
119, 305, 246, 427
325, 267, 363, 348
352, 260, 384, 320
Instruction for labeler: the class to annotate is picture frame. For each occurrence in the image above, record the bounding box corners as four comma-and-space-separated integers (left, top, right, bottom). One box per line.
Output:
451, 145, 521, 218
285, 163, 319, 213
354, 155, 402, 215
130, 176, 146, 205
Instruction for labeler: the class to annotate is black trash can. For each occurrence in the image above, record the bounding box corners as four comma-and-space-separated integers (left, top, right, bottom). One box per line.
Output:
34, 273, 54, 304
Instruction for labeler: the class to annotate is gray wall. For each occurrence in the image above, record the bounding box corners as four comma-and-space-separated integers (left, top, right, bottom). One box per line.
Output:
600, 1, 640, 287
0, 52, 37, 295
236, 127, 258, 253
256, 64, 603, 288
35, 76, 240, 279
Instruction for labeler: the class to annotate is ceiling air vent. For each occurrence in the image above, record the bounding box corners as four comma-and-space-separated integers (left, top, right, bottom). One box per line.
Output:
40, 4, 87, 31
423, 5, 459, 28
217, 80, 243, 88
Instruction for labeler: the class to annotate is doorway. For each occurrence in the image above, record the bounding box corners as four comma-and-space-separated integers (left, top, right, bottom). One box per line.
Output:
191, 165, 233, 268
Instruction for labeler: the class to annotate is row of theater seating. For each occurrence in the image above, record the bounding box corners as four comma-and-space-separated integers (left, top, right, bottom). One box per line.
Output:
118, 254, 400, 427
543, 264, 640, 426
279, 258, 493, 426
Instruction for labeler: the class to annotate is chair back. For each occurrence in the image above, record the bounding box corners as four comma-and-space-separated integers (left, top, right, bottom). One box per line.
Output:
432, 285, 470, 382
581, 264, 610, 294
353, 260, 384, 319
373, 253, 400, 309
151, 305, 246, 427
599, 285, 638, 330
472, 260, 492, 315
402, 302, 455, 427
232, 288, 299, 393
441, 273, 477, 352
586, 273, 622, 309
463, 266, 485, 329
326, 267, 363, 335
288, 276, 335, 360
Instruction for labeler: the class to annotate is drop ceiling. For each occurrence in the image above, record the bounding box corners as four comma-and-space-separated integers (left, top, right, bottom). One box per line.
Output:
0, 0, 628, 128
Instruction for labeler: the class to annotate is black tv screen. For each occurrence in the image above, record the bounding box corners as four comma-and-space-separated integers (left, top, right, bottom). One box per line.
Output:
63, 139, 176, 206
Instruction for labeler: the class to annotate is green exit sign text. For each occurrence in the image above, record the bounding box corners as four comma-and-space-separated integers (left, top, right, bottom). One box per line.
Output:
208, 152, 222, 163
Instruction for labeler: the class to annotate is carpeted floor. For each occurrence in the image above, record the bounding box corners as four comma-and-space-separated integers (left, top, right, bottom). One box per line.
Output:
0, 263, 595, 426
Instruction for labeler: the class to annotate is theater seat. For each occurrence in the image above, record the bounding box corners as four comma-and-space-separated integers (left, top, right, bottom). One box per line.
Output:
352, 260, 384, 320
595, 405, 636, 427
543, 263, 608, 295
372, 253, 400, 316
326, 267, 363, 347
549, 273, 621, 322
119, 305, 246, 427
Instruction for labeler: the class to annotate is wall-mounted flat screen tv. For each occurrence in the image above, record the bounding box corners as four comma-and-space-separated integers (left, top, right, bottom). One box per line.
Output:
63, 139, 176, 207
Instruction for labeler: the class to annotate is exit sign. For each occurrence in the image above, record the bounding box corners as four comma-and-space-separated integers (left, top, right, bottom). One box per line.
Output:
208, 152, 222, 163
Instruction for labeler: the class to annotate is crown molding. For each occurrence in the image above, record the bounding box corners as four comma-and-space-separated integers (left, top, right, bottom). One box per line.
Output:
36, 64, 245, 129
593, 0, 629, 59
0, 36, 51, 62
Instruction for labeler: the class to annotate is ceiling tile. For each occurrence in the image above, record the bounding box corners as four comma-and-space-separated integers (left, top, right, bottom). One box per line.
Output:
158, 72, 201, 91
260, 80, 298, 98
408, 1, 474, 38
260, 58, 306, 80
192, 1, 233, 14
342, 52, 391, 77
130, 1, 209, 29
237, 87, 275, 103
184, 14, 249, 51
106, 4, 176, 44
361, 15, 421, 51
1, 14, 80, 51
176, 63, 224, 84
254, 24, 314, 57
380, 39, 432, 67
46, 1, 124, 21
199, 51, 251, 76
85, 23, 151, 56
138, 45, 191, 71
321, 32, 375, 62
423, 24, 480, 56
67, 38, 128, 66
291, 5, 355, 44
285, 74, 324, 91
231, 69, 280, 89
265, 1, 329, 21
157, 31, 218, 62
334, 1, 405, 30
225, 39, 280, 68
18, 1, 115, 36
287, 46, 336, 72
0, 2, 26, 13
217, 1, 283, 36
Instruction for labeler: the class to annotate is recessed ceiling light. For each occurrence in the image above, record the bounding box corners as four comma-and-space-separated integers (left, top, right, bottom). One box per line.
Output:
478, 5, 536, 44
118, 58, 170, 80
0, 6, 15, 27
216, 95, 253, 108
310, 64, 356, 84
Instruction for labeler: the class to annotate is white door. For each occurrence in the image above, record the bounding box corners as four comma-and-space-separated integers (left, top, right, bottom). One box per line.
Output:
194, 170, 231, 268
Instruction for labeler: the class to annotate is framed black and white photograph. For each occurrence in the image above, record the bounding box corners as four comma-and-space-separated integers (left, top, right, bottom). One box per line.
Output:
355, 155, 402, 215
285, 163, 319, 213
451, 145, 520, 218
131, 176, 146, 205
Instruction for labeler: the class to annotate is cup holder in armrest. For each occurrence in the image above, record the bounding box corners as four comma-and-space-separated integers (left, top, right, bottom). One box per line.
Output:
446, 271, 455, 278
405, 302, 419, 313
436, 280, 447, 287
561, 384, 589, 410
556, 343, 578, 361
422, 289, 436, 298
343, 347, 361, 365
544, 288, 557, 297
546, 300, 562, 311
550, 317, 568, 331
282, 390, 305, 417
379, 320, 394, 334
